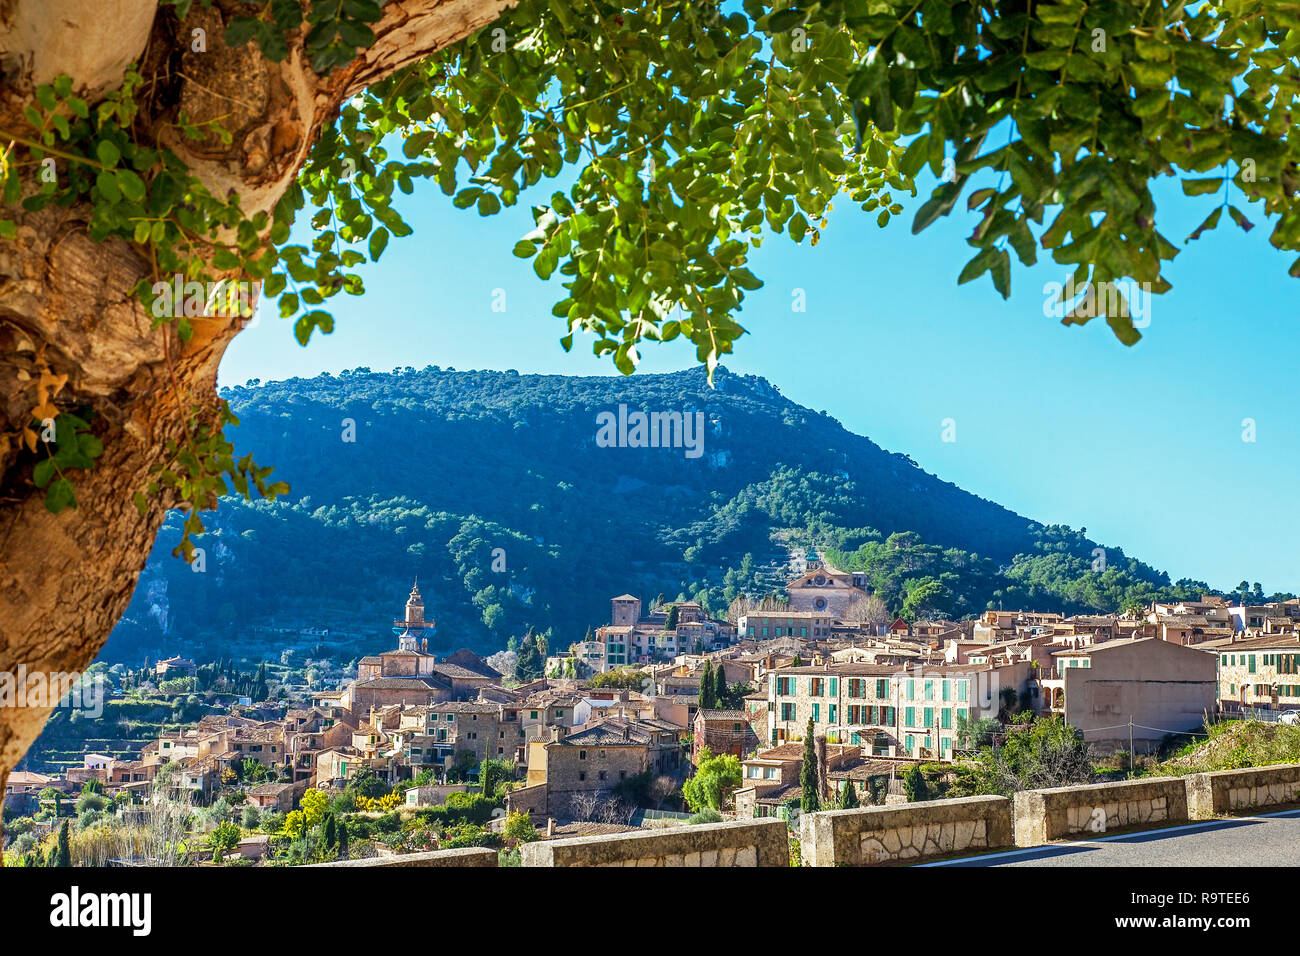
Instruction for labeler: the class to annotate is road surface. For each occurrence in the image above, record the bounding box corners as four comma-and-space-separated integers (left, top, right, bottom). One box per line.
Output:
920, 808, 1300, 866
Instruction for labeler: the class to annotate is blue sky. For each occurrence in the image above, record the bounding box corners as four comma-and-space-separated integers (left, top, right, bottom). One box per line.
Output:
219, 166, 1299, 594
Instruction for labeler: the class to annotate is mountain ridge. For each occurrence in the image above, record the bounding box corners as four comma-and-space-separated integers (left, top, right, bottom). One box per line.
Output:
99, 365, 1213, 664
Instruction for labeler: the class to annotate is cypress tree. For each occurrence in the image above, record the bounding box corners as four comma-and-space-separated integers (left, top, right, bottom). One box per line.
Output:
515, 632, 543, 682
699, 661, 716, 710
323, 811, 338, 851
839, 779, 858, 809
713, 664, 727, 708
53, 820, 71, 867
800, 718, 820, 813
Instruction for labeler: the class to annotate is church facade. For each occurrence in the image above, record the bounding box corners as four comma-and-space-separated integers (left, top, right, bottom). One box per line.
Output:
785, 550, 871, 618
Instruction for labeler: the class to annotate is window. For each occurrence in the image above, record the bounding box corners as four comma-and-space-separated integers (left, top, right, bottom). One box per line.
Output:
780, 703, 796, 721
580, 750, 587, 760
958, 682, 968, 702
905, 706, 916, 727
578, 772, 586, 781
598, 771, 607, 781
876, 679, 890, 698
811, 703, 821, 723
829, 678, 838, 697
828, 704, 838, 724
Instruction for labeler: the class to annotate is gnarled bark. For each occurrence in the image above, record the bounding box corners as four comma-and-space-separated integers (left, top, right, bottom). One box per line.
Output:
0, 0, 517, 822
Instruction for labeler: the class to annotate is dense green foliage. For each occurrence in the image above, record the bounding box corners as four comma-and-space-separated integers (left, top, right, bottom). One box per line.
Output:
682, 747, 743, 812
9, 0, 1300, 563
96, 366, 1279, 665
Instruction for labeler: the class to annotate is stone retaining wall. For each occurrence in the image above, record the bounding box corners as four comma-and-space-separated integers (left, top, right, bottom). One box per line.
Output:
800, 795, 1013, 866
1013, 776, 1188, 846
519, 818, 789, 867
308, 847, 499, 867
1186, 763, 1300, 819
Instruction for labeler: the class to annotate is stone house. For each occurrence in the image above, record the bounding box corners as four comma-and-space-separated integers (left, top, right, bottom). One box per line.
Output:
525, 717, 685, 818
692, 709, 760, 761
246, 781, 299, 812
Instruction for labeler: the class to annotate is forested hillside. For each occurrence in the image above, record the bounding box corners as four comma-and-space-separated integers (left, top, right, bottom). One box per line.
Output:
100, 366, 1223, 664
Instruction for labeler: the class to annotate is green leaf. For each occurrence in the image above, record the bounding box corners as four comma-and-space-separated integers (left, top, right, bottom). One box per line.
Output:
33, 459, 56, 489
95, 140, 121, 168
1181, 178, 1223, 196
1185, 206, 1222, 242
116, 169, 146, 202
44, 477, 76, 513
368, 227, 389, 260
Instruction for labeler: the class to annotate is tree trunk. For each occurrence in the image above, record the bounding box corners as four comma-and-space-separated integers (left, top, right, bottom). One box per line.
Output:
0, 0, 517, 826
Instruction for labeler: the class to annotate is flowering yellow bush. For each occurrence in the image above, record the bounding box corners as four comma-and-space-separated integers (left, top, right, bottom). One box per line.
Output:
355, 792, 402, 813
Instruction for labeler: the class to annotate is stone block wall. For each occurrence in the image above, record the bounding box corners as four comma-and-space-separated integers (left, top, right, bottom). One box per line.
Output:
519, 818, 789, 867
1186, 763, 1300, 819
1013, 776, 1188, 846
308, 847, 499, 867
799, 795, 1012, 866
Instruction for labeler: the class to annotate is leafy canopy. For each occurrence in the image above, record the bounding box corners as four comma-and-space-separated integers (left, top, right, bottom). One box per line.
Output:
6, 0, 1299, 550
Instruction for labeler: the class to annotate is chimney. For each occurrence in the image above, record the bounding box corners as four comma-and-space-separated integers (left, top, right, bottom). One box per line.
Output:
550, 726, 564, 743
546, 817, 555, 837
622, 725, 631, 741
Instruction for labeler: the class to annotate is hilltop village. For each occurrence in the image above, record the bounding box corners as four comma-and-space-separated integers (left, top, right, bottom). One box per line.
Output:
6, 550, 1300, 864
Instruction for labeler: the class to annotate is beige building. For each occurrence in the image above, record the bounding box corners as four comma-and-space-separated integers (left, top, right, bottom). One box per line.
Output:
784, 552, 871, 618
1208, 634, 1300, 712
764, 660, 1033, 760
1044, 637, 1218, 753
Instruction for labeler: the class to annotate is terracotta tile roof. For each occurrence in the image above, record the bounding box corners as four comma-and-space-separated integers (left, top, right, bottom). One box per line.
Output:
696, 709, 750, 722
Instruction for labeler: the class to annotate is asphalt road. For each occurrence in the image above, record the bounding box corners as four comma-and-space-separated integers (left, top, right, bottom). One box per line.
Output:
920, 808, 1300, 867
